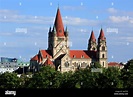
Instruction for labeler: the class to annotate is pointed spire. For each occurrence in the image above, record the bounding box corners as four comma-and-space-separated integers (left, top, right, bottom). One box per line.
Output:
99, 28, 105, 40
49, 26, 51, 32
65, 26, 68, 32
89, 30, 96, 42
52, 26, 56, 34
65, 26, 69, 36
54, 7, 64, 37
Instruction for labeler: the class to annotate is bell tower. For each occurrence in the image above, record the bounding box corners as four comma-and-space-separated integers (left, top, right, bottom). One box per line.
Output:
48, 8, 69, 59
97, 28, 108, 68
88, 30, 97, 51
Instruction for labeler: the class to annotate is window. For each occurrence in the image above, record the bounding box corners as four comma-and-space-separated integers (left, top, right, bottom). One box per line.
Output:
81, 62, 86, 67
102, 46, 105, 51
81, 55, 84, 58
102, 54, 104, 58
103, 62, 104, 66
73, 55, 76, 58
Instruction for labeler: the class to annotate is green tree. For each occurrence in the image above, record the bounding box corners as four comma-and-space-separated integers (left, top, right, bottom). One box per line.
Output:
90, 62, 101, 68
80, 68, 101, 88
19, 74, 30, 88
60, 68, 101, 88
26, 66, 62, 88
0, 72, 21, 88
60, 71, 74, 88
98, 67, 123, 88
125, 59, 133, 88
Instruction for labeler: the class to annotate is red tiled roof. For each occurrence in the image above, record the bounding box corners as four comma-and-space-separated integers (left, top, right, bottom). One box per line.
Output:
70, 50, 96, 59
89, 30, 96, 42
40, 50, 52, 58
54, 8, 65, 37
43, 58, 53, 65
108, 62, 122, 66
99, 28, 106, 40
30, 55, 38, 61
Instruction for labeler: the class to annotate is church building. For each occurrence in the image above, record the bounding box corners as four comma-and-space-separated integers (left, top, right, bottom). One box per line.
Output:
30, 8, 108, 73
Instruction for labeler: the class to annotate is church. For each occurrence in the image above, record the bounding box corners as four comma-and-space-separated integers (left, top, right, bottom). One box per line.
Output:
30, 8, 108, 73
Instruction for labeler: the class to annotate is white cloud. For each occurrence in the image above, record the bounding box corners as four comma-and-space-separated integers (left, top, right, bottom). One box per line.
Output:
0, 9, 54, 24
120, 37, 133, 43
109, 16, 133, 23
63, 16, 99, 26
107, 8, 117, 14
0, 9, 98, 27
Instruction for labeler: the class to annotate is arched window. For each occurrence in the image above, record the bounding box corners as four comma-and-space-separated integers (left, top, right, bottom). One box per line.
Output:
103, 62, 104, 67
102, 54, 105, 58
102, 46, 105, 51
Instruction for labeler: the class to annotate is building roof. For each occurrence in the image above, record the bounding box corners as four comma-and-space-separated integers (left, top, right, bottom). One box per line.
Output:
89, 30, 96, 42
43, 58, 55, 68
40, 50, 52, 58
54, 8, 64, 37
99, 28, 106, 40
30, 55, 38, 61
69, 50, 96, 59
108, 62, 123, 67
43, 58, 53, 65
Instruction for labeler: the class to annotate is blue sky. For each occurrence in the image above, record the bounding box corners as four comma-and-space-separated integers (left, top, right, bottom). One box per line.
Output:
0, 0, 133, 63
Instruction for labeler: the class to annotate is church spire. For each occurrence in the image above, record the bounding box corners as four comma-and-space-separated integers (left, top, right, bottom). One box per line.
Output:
54, 7, 64, 37
89, 30, 96, 42
88, 30, 97, 51
98, 28, 105, 40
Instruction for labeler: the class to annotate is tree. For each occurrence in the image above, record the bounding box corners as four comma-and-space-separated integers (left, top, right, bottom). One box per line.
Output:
25, 66, 62, 88
60, 71, 74, 88
0, 72, 21, 88
90, 62, 101, 68
98, 67, 123, 88
60, 68, 101, 88
19, 73, 31, 88
79, 68, 103, 88
125, 59, 133, 88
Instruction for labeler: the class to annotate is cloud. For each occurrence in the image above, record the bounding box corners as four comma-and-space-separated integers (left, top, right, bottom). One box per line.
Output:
109, 16, 133, 23
0, 9, 99, 27
0, 9, 54, 24
63, 16, 99, 26
120, 37, 133, 43
107, 8, 117, 14
0, 32, 13, 36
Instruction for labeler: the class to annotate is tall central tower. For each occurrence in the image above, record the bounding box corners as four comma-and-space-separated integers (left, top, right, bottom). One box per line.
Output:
48, 8, 69, 59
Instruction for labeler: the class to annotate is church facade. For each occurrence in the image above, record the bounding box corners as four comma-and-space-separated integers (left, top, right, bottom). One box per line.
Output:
30, 8, 108, 73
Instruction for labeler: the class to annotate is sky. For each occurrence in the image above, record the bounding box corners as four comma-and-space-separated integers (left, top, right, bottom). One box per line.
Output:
0, 0, 133, 63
